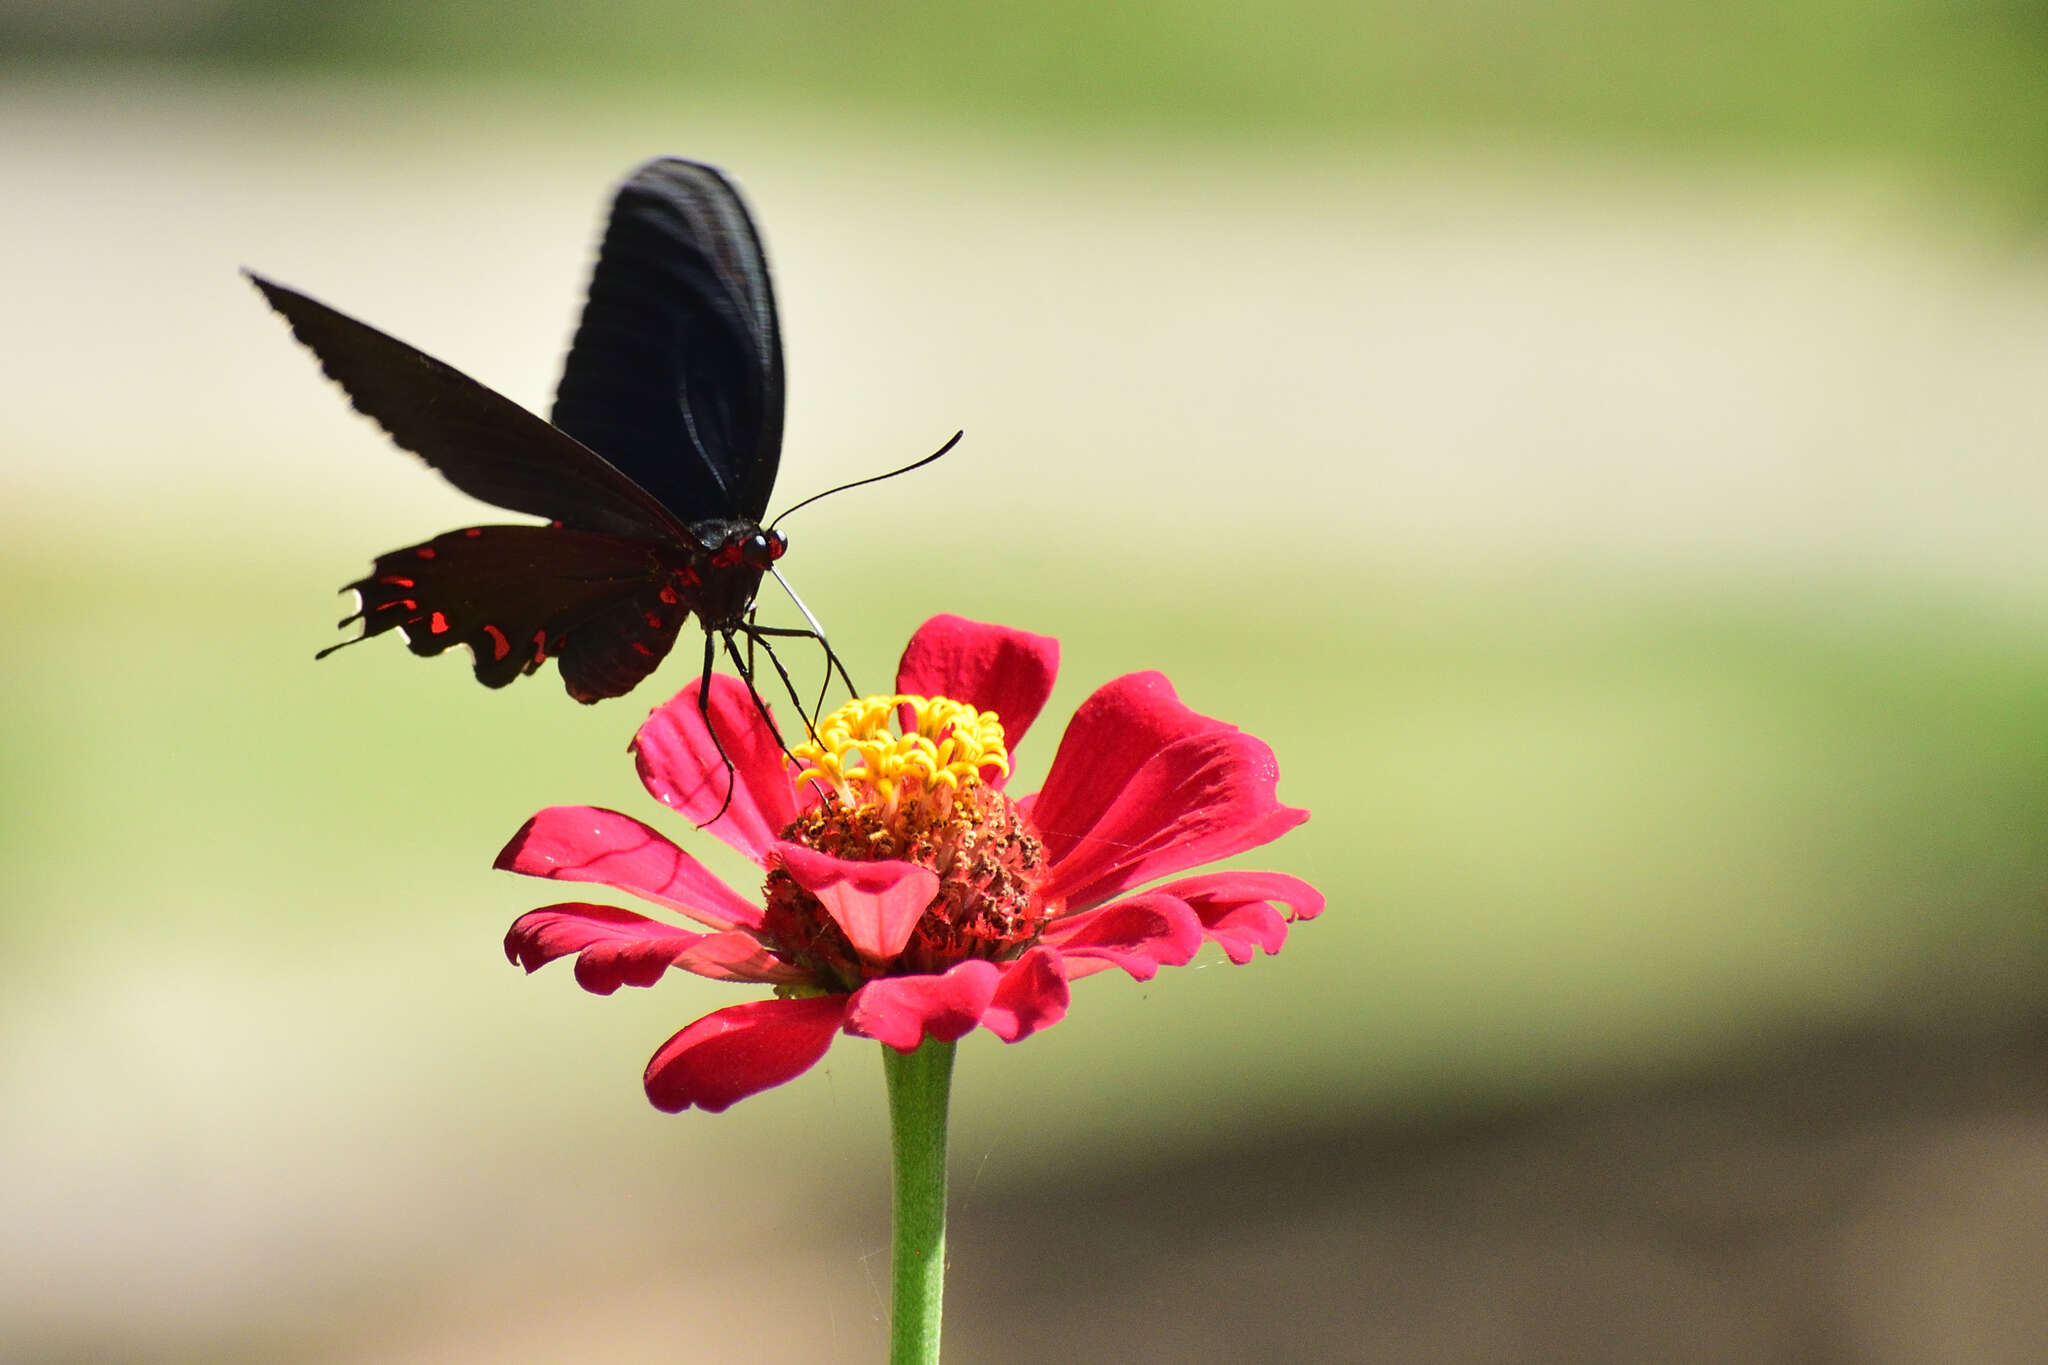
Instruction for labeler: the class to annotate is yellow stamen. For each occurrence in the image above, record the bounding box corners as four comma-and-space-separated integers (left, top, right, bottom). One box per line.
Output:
792, 693, 1009, 801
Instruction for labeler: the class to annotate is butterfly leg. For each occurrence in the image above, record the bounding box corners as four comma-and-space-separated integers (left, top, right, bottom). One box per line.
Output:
721, 630, 802, 751
726, 630, 836, 808
721, 629, 825, 799
692, 631, 743, 828
765, 566, 858, 711
746, 624, 857, 721
739, 626, 825, 741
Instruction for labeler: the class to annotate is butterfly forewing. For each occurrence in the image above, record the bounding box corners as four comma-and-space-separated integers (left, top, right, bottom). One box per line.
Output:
248, 272, 688, 542
325, 524, 688, 700
553, 158, 786, 524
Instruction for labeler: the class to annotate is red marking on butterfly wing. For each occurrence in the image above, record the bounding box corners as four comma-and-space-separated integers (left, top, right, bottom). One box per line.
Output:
556, 590, 689, 701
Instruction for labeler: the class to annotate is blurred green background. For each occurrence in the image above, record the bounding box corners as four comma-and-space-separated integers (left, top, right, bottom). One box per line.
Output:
4, 3, 2046, 1361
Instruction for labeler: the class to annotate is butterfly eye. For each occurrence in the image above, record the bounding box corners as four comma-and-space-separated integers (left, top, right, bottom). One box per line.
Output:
740, 531, 778, 570
766, 528, 788, 561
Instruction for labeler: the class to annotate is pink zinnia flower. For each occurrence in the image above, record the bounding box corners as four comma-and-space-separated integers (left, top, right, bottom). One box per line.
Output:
498, 614, 1321, 1112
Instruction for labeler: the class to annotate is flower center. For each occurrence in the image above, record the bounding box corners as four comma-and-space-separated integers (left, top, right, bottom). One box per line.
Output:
765, 694, 1045, 987
791, 693, 1010, 804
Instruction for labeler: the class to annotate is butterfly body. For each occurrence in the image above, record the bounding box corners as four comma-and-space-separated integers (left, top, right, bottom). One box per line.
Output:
255, 157, 794, 705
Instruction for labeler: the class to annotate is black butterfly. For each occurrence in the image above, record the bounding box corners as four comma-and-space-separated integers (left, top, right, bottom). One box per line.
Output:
251, 157, 874, 716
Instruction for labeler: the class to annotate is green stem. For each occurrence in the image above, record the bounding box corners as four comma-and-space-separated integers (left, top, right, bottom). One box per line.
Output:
883, 1037, 956, 1365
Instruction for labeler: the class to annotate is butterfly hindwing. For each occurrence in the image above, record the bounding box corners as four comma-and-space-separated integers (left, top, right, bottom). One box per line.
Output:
324, 525, 688, 700
553, 158, 786, 524
247, 272, 688, 541
555, 587, 695, 703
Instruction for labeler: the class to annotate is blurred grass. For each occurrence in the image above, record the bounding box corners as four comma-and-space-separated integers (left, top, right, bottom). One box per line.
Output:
11, 0, 2048, 214
6, 526, 2045, 1165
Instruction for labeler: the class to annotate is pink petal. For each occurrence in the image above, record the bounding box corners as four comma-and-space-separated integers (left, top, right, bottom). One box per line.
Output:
894, 614, 1060, 771
504, 901, 706, 994
1157, 870, 1325, 963
1041, 892, 1204, 980
1052, 954, 1119, 982
1026, 671, 1229, 849
983, 947, 1070, 1041
673, 930, 810, 985
643, 995, 848, 1113
1029, 675, 1307, 907
844, 960, 1000, 1050
502, 902, 800, 993
496, 806, 764, 931
633, 674, 798, 863
774, 844, 938, 965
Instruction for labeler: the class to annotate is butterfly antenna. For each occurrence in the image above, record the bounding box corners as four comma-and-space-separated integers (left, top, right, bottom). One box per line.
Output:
767, 430, 962, 531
